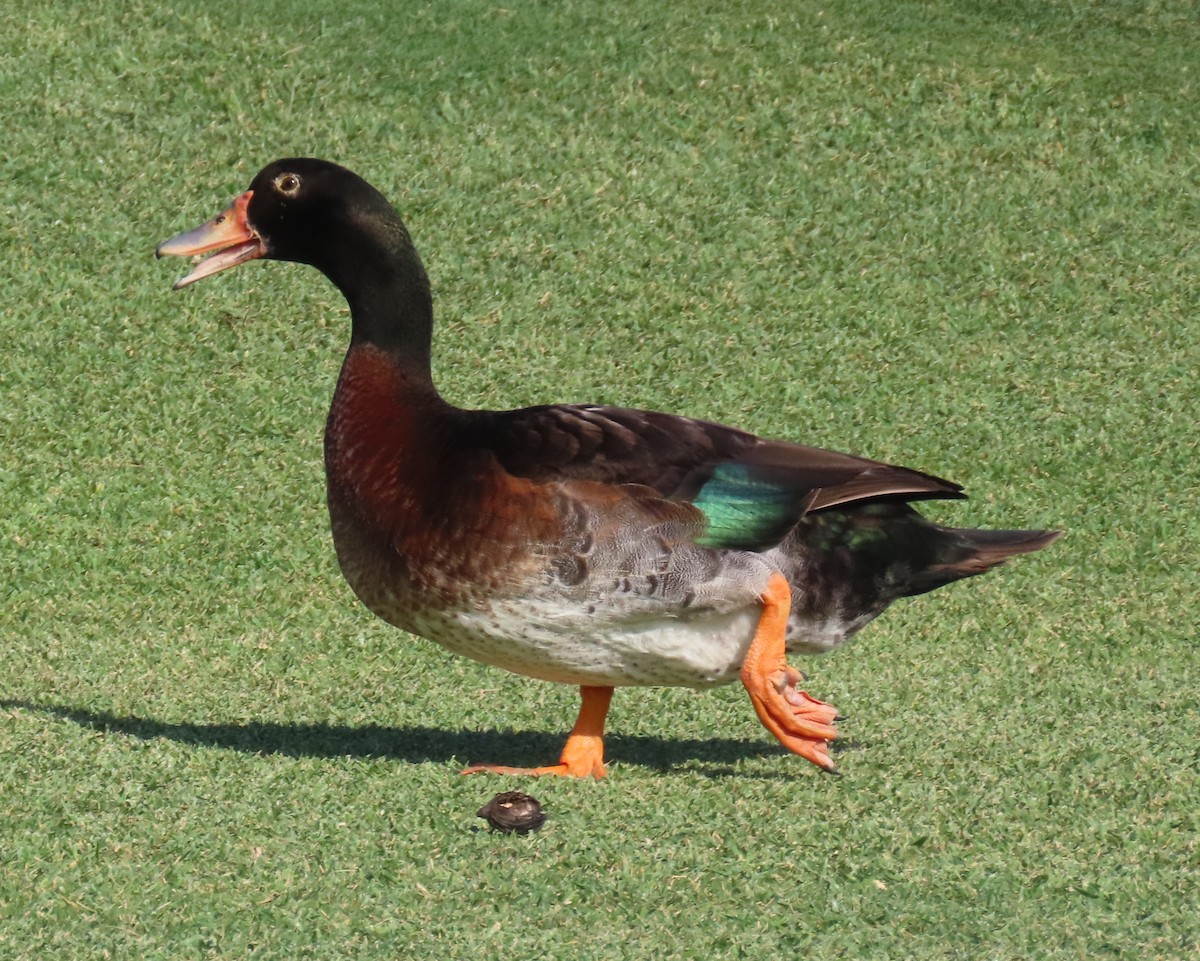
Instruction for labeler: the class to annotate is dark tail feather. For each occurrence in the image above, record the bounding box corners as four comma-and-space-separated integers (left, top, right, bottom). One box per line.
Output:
905, 527, 1062, 597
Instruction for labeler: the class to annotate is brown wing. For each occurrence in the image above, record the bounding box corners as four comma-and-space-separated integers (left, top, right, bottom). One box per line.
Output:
477, 404, 964, 509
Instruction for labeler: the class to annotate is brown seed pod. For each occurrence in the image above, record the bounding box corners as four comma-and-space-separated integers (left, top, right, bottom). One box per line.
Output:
477, 791, 547, 834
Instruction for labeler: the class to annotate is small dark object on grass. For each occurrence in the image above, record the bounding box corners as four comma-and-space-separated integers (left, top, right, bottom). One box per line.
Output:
477, 792, 547, 834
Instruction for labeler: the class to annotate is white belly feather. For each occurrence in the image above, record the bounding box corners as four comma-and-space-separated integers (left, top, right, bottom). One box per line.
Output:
424, 600, 764, 688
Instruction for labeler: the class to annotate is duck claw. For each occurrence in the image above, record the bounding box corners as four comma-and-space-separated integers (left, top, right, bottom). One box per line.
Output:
772, 671, 840, 739
742, 663, 840, 772
741, 573, 840, 772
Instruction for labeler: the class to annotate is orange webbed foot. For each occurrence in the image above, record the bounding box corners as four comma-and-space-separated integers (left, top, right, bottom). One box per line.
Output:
741, 573, 840, 773
461, 755, 605, 780
461, 686, 612, 779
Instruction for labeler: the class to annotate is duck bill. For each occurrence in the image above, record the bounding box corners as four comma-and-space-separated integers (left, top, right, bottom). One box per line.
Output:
156, 190, 264, 289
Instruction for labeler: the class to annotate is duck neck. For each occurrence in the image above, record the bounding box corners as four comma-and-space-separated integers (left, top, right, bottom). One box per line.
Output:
333, 238, 438, 392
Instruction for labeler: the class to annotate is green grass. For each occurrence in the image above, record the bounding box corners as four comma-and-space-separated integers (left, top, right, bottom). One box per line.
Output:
2, 0, 1198, 957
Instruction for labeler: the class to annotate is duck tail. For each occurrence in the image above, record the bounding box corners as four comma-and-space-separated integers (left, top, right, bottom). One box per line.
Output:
903, 526, 1062, 597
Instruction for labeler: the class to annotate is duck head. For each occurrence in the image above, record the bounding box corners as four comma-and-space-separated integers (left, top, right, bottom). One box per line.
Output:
158, 158, 419, 286
157, 158, 432, 355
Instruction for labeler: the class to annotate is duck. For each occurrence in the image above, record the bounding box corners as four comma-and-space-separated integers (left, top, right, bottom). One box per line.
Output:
157, 158, 1059, 778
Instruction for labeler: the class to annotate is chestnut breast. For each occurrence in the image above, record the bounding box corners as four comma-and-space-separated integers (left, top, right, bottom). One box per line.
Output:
322, 345, 570, 614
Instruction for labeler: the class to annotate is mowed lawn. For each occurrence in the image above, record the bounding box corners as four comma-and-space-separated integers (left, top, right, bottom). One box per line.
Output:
1, 0, 1197, 958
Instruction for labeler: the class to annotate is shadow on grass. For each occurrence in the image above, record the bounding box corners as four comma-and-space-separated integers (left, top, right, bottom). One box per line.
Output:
1, 699, 858, 778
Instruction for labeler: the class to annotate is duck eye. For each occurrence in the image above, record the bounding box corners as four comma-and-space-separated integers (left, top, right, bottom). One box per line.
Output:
274, 173, 301, 196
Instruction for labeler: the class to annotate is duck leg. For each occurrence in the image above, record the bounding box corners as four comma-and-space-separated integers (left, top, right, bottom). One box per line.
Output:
462, 685, 613, 779
741, 571, 840, 772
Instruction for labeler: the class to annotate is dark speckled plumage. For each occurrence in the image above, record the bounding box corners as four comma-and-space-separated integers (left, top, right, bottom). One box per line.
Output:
158, 157, 1060, 768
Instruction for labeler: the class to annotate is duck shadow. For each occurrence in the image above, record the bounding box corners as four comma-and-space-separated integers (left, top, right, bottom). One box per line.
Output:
1, 699, 860, 779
